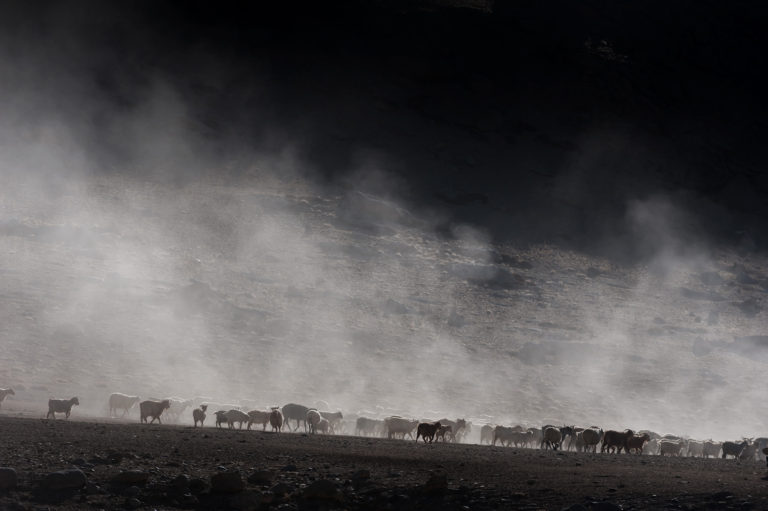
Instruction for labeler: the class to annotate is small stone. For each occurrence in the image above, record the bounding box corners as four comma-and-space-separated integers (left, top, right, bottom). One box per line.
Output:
270, 482, 292, 497
123, 485, 141, 497
106, 451, 125, 464
43, 469, 87, 490
211, 471, 244, 493
303, 479, 341, 501
0, 468, 17, 490
85, 482, 103, 495
181, 493, 198, 506
125, 497, 142, 509
423, 473, 448, 495
172, 474, 190, 489
228, 490, 263, 510
111, 470, 149, 485
245, 469, 272, 485
189, 478, 207, 494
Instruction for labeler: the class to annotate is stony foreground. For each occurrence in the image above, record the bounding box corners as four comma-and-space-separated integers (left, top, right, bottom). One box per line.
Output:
0, 417, 767, 510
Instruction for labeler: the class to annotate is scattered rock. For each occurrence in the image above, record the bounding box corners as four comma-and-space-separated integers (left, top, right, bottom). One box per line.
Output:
586, 267, 603, 278
189, 478, 207, 494
735, 298, 761, 317
699, 271, 724, 286
180, 493, 198, 506
496, 254, 533, 269
590, 502, 622, 511
125, 497, 142, 509
105, 450, 126, 464
281, 464, 297, 472
43, 469, 87, 490
228, 490, 264, 510
172, 474, 190, 490
211, 471, 245, 493
680, 287, 725, 301
85, 482, 107, 495
561, 505, 589, 511
111, 470, 149, 485
123, 485, 142, 497
270, 482, 293, 497
351, 469, 370, 486
303, 479, 342, 501
247, 470, 273, 486
0, 468, 17, 490
422, 472, 448, 495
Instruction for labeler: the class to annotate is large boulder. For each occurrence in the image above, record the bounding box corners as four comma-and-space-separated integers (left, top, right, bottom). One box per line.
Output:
0, 468, 17, 490
211, 471, 244, 493
43, 469, 87, 490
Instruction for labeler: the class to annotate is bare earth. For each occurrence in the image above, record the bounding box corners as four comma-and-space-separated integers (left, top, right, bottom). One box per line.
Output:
0, 416, 766, 510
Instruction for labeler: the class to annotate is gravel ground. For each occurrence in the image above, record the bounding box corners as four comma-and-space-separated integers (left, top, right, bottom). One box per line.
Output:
1, 416, 767, 510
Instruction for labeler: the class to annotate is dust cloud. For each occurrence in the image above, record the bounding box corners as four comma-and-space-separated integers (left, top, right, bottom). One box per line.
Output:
0, 1, 766, 443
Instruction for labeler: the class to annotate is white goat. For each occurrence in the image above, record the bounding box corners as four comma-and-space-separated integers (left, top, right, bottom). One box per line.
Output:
247, 410, 271, 431
659, 439, 684, 456
108, 393, 140, 418
225, 409, 250, 429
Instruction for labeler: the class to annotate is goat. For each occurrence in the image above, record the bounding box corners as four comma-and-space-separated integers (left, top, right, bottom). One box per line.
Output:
722, 440, 748, 459
224, 409, 250, 429
282, 403, 311, 432
416, 421, 442, 443
193, 405, 207, 428
385, 416, 419, 440
269, 408, 283, 432
626, 433, 651, 454
247, 410, 271, 431
306, 409, 322, 434
317, 418, 331, 434
542, 426, 562, 451
320, 411, 344, 433
436, 425, 453, 442
480, 424, 494, 445
139, 399, 170, 424
47, 397, 79, 419
702, 440, 721, 458
355, 417, 380, 437
601, 429, 634, 454
659, 439, 684, 456
108, 393, 140, 418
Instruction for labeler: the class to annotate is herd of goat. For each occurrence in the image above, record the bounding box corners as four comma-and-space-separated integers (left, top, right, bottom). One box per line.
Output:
2, 388, 766, 462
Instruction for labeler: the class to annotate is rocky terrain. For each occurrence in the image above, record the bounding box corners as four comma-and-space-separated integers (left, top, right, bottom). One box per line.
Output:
1, 416, 768, 511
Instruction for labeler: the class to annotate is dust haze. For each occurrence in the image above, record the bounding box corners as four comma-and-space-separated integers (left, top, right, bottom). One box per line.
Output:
1, 1, 767, 443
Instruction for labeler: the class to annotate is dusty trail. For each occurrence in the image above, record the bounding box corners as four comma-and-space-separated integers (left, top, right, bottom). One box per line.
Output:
0, 416, 766, 510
